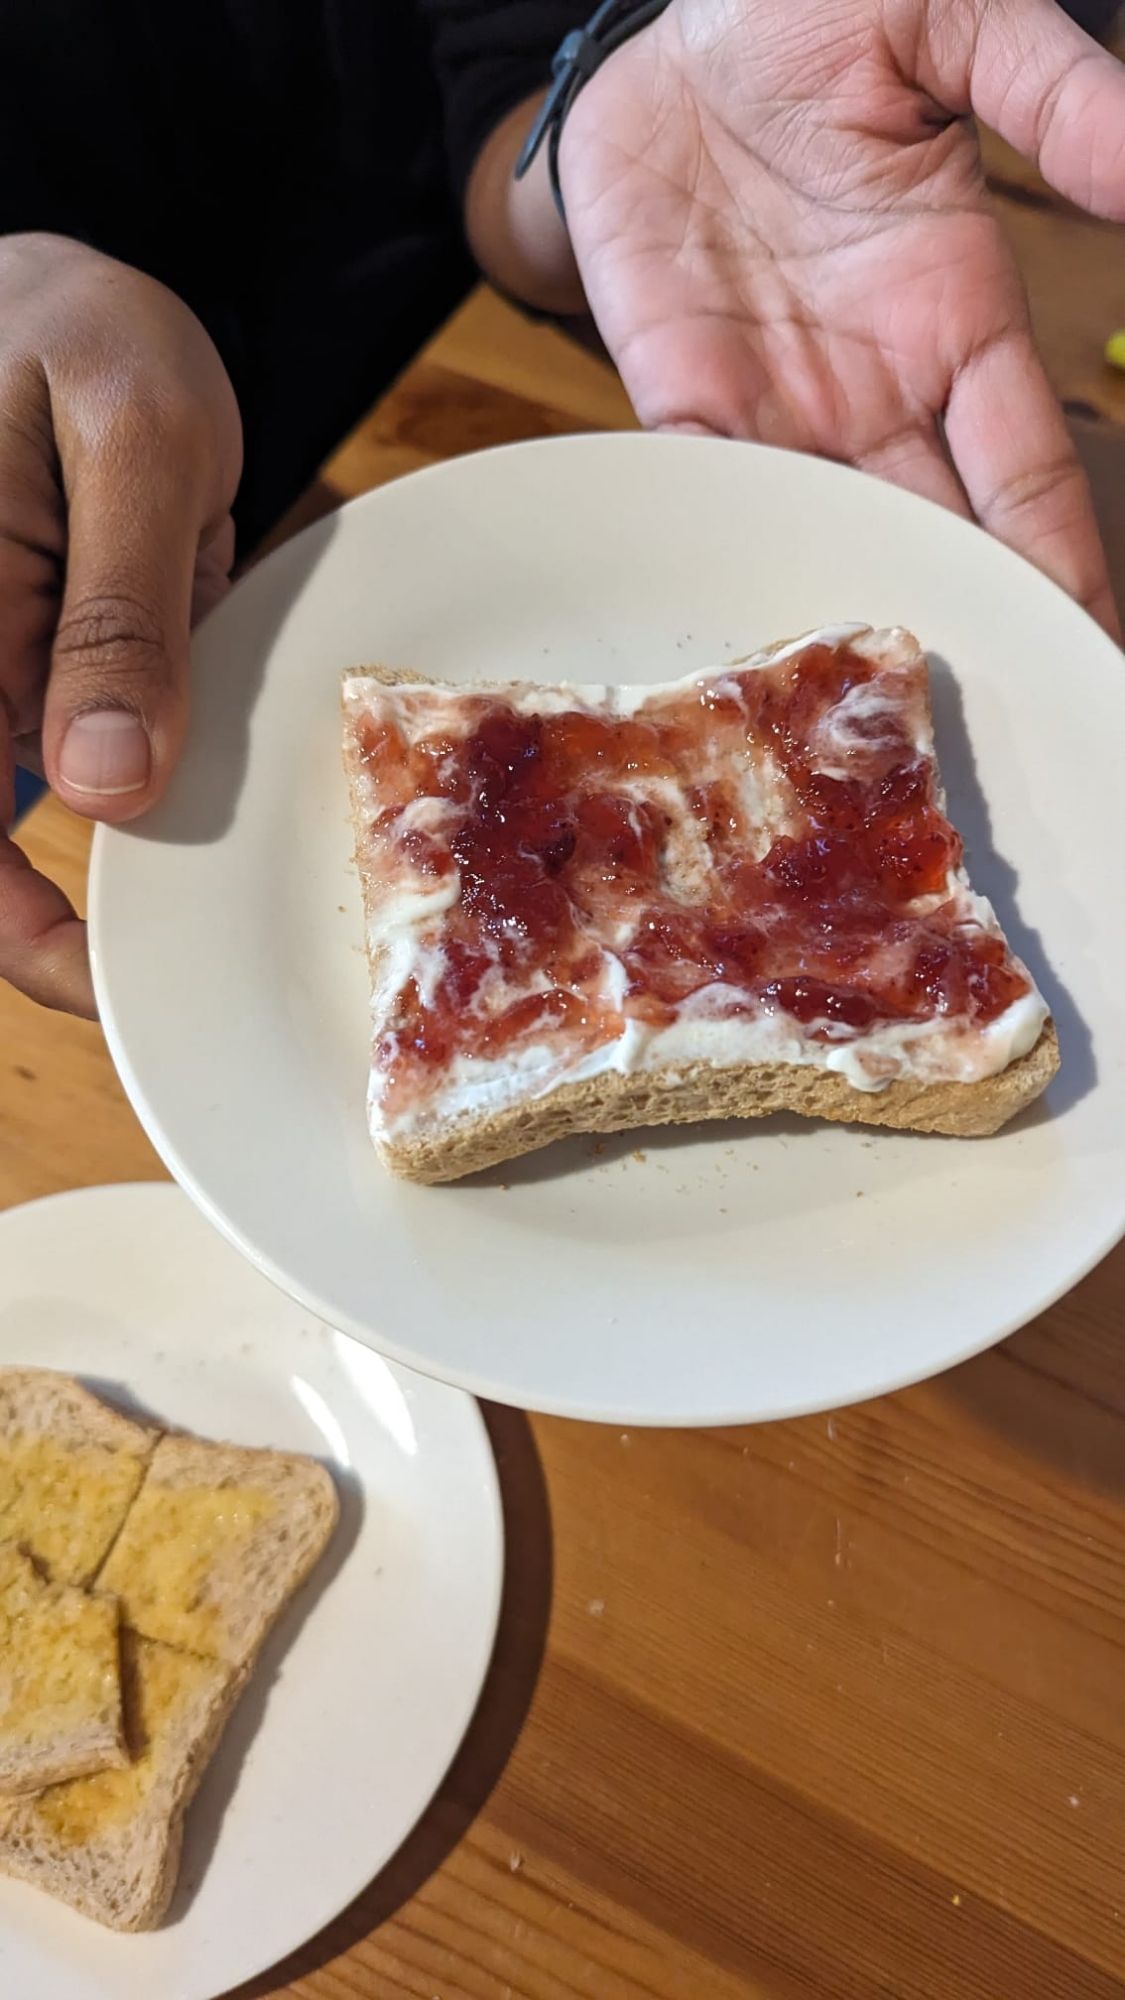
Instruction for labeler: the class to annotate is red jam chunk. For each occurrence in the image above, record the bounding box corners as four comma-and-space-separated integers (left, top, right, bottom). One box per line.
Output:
362, 643, 1030, 1095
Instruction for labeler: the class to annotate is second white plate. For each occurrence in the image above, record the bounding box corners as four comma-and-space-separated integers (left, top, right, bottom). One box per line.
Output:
89, 434, 1125, 1424
0, 1182, 503, 2000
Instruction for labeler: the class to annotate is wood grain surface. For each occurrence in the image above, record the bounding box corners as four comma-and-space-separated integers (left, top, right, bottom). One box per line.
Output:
2, 115, 1124, 2000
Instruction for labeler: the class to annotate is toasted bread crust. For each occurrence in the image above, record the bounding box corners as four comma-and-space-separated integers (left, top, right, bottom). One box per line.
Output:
380, 1017, 1060, 1183
0, 1372, 159, 1456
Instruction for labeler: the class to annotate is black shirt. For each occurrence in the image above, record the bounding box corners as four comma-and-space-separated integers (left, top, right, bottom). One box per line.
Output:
0, 1, 585, 542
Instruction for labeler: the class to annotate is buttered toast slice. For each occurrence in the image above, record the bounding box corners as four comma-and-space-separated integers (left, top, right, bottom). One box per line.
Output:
0, 1370, 158, 1586
0, 1545, 126, 1796
97, 1434, 340, 1670
0, 1631, 236, 1931
0, 1371, 340, 1930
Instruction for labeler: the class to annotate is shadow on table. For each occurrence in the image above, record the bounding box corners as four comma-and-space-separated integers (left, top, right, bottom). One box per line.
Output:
931, 1233, 1125, 1500
225, 1401, 554, 2000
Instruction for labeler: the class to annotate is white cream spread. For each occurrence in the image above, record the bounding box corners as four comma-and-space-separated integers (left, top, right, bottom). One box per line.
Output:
342, 627, 1050, 1142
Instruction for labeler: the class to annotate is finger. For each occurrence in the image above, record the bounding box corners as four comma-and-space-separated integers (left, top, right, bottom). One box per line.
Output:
854, 422, 974, 520
40, 399, 206, 822
190, 513, 236, 625
0, 485, 62, 740
944, 330, 1120, 638
14, 736, 44, 779
0, 834, 95, 1014
968, 0, 1125, 221
0, 712, 94, 1015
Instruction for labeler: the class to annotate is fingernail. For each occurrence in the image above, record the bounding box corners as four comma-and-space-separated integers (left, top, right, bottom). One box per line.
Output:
59, 711, 151, 796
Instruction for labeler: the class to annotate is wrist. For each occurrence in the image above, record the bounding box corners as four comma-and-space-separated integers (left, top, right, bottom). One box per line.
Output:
465, 94, 586, 317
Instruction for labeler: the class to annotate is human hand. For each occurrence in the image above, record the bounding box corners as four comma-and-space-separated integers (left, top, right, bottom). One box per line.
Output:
553, 0, 1125, 634
0, 234, 241, 1014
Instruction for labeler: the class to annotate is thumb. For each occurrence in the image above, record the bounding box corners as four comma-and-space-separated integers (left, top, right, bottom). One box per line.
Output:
965, 0, 1125, 221
41, 408, 208, 820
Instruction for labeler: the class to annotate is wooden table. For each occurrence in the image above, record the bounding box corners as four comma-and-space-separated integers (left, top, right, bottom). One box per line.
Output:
3, 138, 1125, 2000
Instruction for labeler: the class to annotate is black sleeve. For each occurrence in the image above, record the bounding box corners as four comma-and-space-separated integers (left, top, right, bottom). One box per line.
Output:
418, 0, 589, 198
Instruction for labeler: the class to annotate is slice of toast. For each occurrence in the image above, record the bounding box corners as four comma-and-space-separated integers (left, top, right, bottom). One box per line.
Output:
97, 1434, 340, 1670
0, 1374, 340, 1929
0, 1631, 236, 1930
0, 1544, 126, 1795
0, 1370, 159, 1584
342, 627, 1058, 1183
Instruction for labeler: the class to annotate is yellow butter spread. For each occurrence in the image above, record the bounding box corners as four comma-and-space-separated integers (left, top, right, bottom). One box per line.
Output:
99, 1484, 276, 1655
0, 1438, 148, 1585
0, 1545, 121, 1750
31, 1636, 221, 1846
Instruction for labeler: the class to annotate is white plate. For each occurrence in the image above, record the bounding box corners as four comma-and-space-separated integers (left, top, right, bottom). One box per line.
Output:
90, 433, 1125, 1426
0, 1182, 503, 2000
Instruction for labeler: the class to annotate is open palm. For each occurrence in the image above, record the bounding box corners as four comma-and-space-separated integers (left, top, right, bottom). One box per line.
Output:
559, 0, 1125, 633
